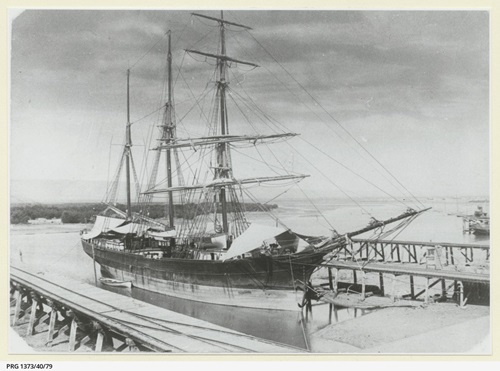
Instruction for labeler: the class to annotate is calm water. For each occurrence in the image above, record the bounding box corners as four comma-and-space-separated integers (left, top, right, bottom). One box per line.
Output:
9, 199, 489, 350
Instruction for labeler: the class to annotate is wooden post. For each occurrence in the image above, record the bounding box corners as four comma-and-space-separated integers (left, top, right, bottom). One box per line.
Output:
391, 274, 397, 302
441, 279, 446, 300
47, 304, 57, 343
353, 270, 357, 285
332, 268, 338, 293
126, 338, 139, 352
458, 281, 467, 308
92, 244, 98, 286
69, 318, 78, 351
12, 288, 22, 326
333, 305, 338, 322
26, 294, 38, 336
424, 277, 430, 305
328, 268, 333, 291
95, 331, 105, 352
410, 275, 415, 299
379, 273, 385, 296
361, 271, 366, 300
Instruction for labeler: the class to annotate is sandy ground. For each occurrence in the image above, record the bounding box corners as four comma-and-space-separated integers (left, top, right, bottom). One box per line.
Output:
309, 302, 490, 353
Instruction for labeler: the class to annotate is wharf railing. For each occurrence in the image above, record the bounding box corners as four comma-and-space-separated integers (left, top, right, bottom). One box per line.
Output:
318, 238, 489, 308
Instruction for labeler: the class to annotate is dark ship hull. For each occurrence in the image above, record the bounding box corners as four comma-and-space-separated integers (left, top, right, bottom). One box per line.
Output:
82, 239, 331, 310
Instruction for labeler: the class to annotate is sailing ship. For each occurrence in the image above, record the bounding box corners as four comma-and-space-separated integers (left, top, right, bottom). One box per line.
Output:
81, 11, 426, 311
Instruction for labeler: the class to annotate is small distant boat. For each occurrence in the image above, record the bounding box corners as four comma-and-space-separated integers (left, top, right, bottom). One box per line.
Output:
462, 206, 490, 235
99, 277, 133, 288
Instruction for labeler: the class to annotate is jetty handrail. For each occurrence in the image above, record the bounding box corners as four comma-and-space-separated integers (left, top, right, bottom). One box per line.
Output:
350, 238, 489, 250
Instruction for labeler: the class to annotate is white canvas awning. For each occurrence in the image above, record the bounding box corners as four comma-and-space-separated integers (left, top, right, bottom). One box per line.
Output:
211, 234, 227, 250
147, 229, 177, 240
223, 224, 287, 261
81, 216, 125, 239
110, 222, 145, 235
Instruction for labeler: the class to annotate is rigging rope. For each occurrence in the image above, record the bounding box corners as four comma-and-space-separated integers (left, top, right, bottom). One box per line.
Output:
242, 29, 425, 209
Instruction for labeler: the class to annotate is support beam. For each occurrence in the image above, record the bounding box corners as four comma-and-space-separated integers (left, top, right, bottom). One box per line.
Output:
328, 268, 333, 291
95, 331, 105, 352
391, 274, 397, 302
26, 294, 39, 336
458, 281, 467, 308
410, 275, 415, 299
361, 271, 366, 300
47, 305, 57, 343
379, 273, 385, 296
12, 289, 22, 326
68, 318, 78, 351
424, 277, 430, 305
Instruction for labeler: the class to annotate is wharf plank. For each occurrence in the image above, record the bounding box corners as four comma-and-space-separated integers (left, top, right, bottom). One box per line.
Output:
10, 266, 301, 353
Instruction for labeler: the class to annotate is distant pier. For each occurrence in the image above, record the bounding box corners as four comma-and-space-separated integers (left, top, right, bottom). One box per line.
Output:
10, 266, 302, 353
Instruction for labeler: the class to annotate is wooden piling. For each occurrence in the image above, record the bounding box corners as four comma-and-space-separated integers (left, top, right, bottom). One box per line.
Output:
361, 271, 366, 300
410, 275, 415, 299
69, 318, 78, 351
328, 268, 333, 291
391, 274, 397, 302
95, 331, 104, 352
12, 289, 22, 326
332, 268, 338, 293
27, 294, 39, 336
47, 304, 57, 343
379, 273, 385, 296
424, 277, 430, 304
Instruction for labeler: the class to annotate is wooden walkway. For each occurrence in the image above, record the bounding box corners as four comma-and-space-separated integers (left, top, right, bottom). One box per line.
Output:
10, 266, 302, 353
322, 260, 489, 284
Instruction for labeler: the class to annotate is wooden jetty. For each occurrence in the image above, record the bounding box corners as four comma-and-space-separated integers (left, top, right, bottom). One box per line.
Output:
10, 266, 302, 353
342, 238, 489, 264
316, 238, 489, 309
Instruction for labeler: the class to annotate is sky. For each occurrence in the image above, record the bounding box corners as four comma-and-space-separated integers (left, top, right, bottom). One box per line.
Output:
9, 10, 489, 203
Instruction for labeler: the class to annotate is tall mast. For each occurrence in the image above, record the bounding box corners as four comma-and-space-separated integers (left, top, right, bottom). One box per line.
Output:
217, 10, 229, 234
165, 30, 175, 228
125, 69, 132, 220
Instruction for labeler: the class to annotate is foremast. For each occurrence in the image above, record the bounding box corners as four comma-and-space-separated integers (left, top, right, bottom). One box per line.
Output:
140, 30, 180, 230
125, 69, 132, 220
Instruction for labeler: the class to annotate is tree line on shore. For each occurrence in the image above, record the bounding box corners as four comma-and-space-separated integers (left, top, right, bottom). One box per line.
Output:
10, 202, 278, 224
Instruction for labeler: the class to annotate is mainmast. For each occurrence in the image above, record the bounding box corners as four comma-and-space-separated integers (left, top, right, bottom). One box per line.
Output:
217, 11, 229, 234
125, 69, 132, 220
143, 12, 307, 239
189, 11, 257, 235
165, 31, 175, 228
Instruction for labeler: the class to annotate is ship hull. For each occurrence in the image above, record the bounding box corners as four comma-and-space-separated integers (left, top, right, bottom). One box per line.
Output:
82, 240, 327, 311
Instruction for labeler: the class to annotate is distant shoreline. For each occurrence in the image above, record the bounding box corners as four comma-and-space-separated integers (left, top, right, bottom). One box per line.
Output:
9, 202, 279, 225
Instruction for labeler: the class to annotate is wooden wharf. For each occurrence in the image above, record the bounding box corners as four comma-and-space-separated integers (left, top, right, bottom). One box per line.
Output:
344, 238, 489, 265
10, 266, 302, 353
317, 238, 489, 308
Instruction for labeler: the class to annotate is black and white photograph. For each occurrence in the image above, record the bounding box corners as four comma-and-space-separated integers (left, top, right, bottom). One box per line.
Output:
8, 8, 490, 355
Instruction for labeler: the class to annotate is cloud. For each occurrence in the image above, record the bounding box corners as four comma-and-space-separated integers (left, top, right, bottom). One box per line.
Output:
10, 10, 489, 200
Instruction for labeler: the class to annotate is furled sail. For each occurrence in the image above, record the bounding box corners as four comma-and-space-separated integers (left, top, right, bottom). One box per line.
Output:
155, 133, 298, 150
143, 174, 309, 195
